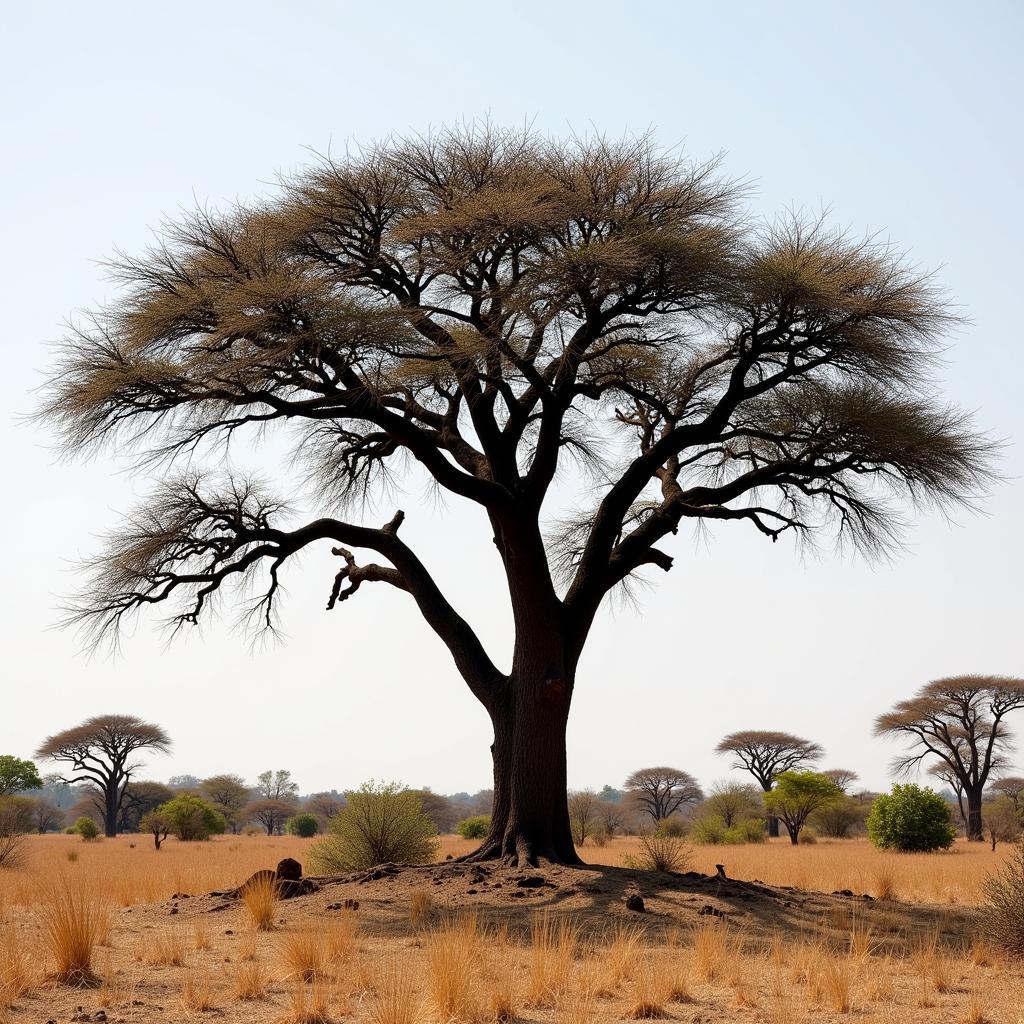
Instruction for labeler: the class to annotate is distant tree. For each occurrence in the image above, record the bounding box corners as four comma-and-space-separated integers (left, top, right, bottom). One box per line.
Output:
0, 797, 36, 835
244, 798, 295, 836
30, 797, 64, 834
73, 815, 100, 841
595, 800, 626, 837
567, 789, 599, 845
286, 812, 320, 837
983, 797, 1022, 851
763, 771, 841, 845
927, 762, 967, 827
875, 676, 1024, 841
200, 774, 252, 833
140, 809, 172, 850
704, 781, 764, 828
119, 781, 174, 832
822, 769, 859, 794
167, 774, 201, 791
991, 776, 1024, 812
624, 768, 702, 824
456, 815, 491, 840
598, 786, 623, 804
159, 794, 226, 841
716, 730, 823, 837
256, 770, 299, 803
0, 756, 43, 797
35, 715, 171, 837
305, 793, 346, 831
810, 795, 867, 838
866, 784, 956, 852
412, 789, 460, 834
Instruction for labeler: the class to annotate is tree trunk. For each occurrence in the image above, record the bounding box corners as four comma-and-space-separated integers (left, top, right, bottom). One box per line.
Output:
467, 663, 582, 867
786, 823, 799, 845
965, 786, 984, 842
103, 785, 118, 838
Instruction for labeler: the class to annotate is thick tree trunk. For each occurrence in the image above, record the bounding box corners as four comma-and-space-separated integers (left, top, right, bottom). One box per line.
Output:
103, 786, 118, 838
468, 662, 582, 867
786, 824, 799, 845
965, 786, 984, 842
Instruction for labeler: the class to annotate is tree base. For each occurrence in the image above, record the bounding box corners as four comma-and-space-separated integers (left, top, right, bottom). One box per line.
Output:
460, 833, 585, 868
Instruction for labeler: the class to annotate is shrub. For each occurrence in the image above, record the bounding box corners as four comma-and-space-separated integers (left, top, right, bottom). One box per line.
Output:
309, 781, 439, 872
798, 826, 818, 844
689, 814, 727, 845
158, 794, 226, 841
73, 816, 100, 841
655, 817, 687, 838
286, 812, 319, 838
867, 784, 956, 852
139, 809, 172, 849
812, 795, 867, 838
982, 840, 1024, 955
724, 818, 767, 844
455, 815, 490, 840
632, 832, 691, 872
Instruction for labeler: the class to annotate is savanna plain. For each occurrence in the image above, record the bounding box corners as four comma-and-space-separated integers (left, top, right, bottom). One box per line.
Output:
2, 833, 1021, 1024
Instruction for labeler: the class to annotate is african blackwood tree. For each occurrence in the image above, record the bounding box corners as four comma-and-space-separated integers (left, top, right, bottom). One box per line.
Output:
716, 730, 823, 836
41, 126, 993, 865
35, 715, 171, 837
624, 767, 703, 823
876, 675, 1024, 842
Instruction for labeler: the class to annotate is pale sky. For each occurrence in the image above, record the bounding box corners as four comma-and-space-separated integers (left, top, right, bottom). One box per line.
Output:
2, 1, 1021, 799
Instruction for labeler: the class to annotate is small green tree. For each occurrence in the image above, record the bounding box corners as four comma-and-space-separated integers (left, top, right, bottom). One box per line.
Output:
867, 784, 956, 852
763, 771, 842, 845
73, 815, 100, 841
811, 794, 868, 838
0, 756, 43, 797
140, 809, 172, 849
309, 781, 438, 872
286, 812, 319, 838
983, 797, 1023, 851
455, 815, 491, 840
159, 794, 226, 841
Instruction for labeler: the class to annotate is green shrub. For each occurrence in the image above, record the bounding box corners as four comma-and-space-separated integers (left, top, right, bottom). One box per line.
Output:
455, 815, 491, 840
764, 771, 843, 845
867, 784, 956, 852
723, 818, 767, 844
309, 781, 439, 872
655, 817, 687, 838
158, 794, 226, 841
73, 816, 100, 841
798, 826, 818, 844
689, 814, 727, 845
286, 812, 319, 838
811, 795, 867, 838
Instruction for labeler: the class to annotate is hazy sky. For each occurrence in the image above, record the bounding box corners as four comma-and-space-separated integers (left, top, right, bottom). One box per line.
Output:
2, 1, 1021, 799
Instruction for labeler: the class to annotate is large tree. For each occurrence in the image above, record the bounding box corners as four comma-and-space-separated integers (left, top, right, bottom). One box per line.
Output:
35, 715, 171, 837
875, 675, 1024, 842
41, 127, 992, 865
0, 755, 43, 797
200, 773, 252, 833
716, 730, 823, 836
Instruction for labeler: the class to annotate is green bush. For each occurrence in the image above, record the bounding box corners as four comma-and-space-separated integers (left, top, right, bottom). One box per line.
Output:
455, 815, 491, 840
689, 814, 727, 845
158, 794, 226, 841
867, 784, 956, 852
655, 817, 687, 838
798, 826, 818, 844
724, 818, 767, 844
309, 781, 439, 872
73, 816, 100, 841
286, 812, 319, 838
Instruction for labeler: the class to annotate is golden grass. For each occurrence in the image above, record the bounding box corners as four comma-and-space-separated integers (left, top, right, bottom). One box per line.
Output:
180, 967, 217, 1011
525, 910, 579, 1008
426, 914, 479, 1022
243, 872, 279, 932
280, 930, 329, 984
233, 959, 267, 1000
369, 965, 421, 1024
40, 880, 111, 985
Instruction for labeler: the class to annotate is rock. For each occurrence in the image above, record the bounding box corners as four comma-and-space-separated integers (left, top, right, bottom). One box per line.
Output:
832, 889, 855, 897
169, 906, 178, 915
277, 857, 302, 881
326, 898, 360, 912
625, 894, 646, 913
698, 905, 726, 918
515, 875, 546, 888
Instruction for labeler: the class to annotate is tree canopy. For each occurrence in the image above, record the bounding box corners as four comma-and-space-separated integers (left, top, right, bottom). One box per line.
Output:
0, 755, 43, 797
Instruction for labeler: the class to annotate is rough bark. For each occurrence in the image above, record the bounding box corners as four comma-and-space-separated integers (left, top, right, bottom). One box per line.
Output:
965, 785, 984, 842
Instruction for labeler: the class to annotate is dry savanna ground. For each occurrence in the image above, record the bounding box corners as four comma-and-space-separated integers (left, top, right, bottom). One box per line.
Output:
1, 833, 1021, 1023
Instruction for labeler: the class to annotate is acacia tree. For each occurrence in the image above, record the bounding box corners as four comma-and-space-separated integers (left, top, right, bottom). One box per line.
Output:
244, 798, 294, 835
716, 730, 823, 836
992, 776, 1024, 812
822, 768, 859, 793
624, 767, 703, 823
200, 774, 252, 833
41, 127, 993, 865
35, 715, 171, 837
876, 676, 1024, 842
256, 770, 299, 802
927, 761, 967, 827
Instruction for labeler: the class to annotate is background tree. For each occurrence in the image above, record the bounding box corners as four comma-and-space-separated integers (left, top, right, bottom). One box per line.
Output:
567, 789, 598, 845
875, 675, 1024, 841
704, 781, 764, 828
624, 768, 703, 824
991, 776, 1024, 813
244, 798, 294, 835
595, 800, 626, 837
762, 771, 841, 845
256, 770, 300, 803
716, 730, 823, 837
159, 793, 226, 841
0, 756, 43, 797
140, 809, 172, 850
118, 780, 174, 832
200, 774, 252, 833
35, 715, 171, 837
927, 761, 967, 827
412, 789, 461, 834
167, 774, 201, 791
983, 797, 1022, 851
822, 769, 859, 794
30, 797, 63, 834
43, 127, 993, 865
305, 792, 346, 831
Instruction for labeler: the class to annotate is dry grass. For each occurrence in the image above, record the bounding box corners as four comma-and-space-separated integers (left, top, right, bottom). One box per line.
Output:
243, 872, 280, 932
40, 880, 110, 985
233, 959, 267, 1000
426, 914, 479, 1022
280, 930, 329, 984
143, 927, 186, 966
525, 910, 580, 1008
369, 965, 421, 1024
409, 889, 433, 928
180, 967, 217, 1011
